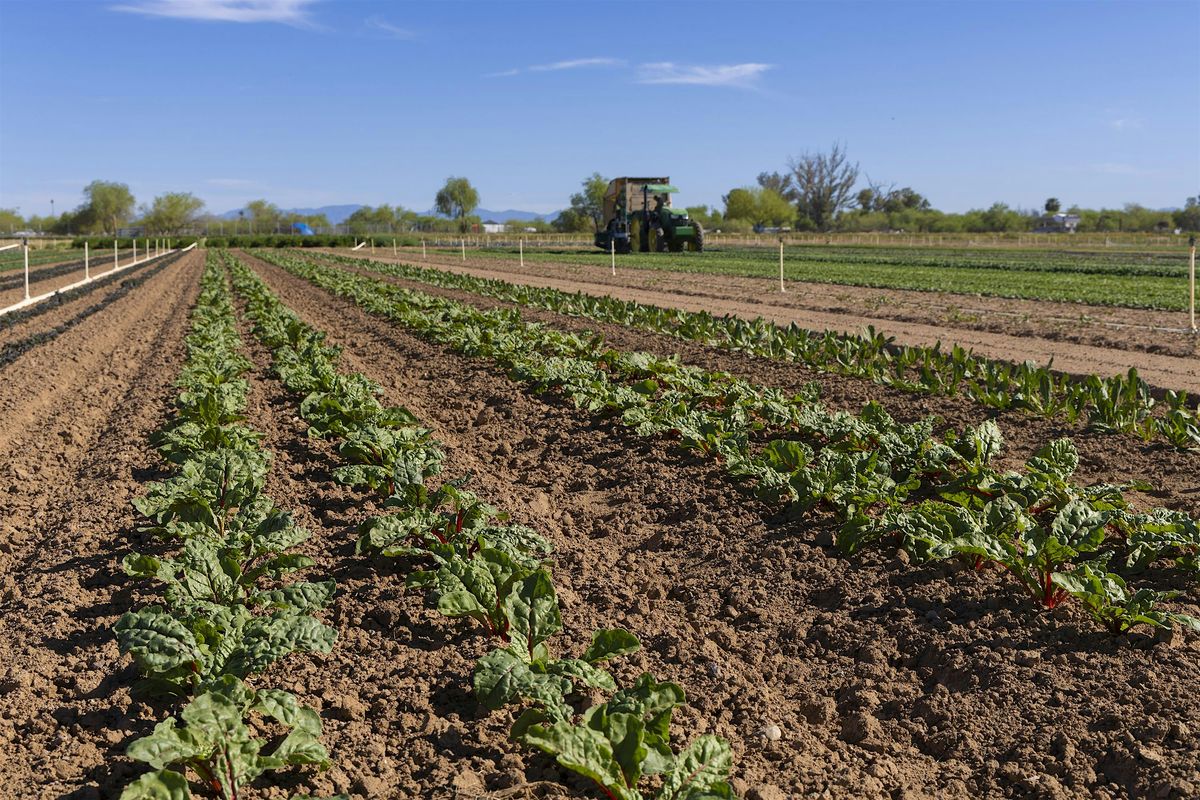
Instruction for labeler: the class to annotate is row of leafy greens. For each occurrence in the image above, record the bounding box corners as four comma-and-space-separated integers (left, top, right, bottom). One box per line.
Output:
117, 253, 342, 800
222, 249, 737, 800
308, 250, 1200, 451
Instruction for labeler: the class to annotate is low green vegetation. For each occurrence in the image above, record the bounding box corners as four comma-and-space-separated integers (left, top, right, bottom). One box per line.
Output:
435, 243, 1195, 310
310, 251, 1200, 450
116, 255, 341, 799
255, 248, 1200, 640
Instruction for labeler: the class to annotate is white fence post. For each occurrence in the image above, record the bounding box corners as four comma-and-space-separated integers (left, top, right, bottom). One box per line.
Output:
23, 243, 30, 300
392, 239, 397, 256
461, 239, 466, 261
114, 239, 118, 270
610, 239, 615, 276
1190, 237, 1197, 334
422, 239, 427, 259
520, 238, 524, 268
779, 240, 786, 293
133, 239, 137, 263
84, 241, 89, 279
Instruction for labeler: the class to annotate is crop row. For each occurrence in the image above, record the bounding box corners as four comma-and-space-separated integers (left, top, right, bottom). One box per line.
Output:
308, 251, 1200, 451
115, 254, 341, 799
439, 245, 1193, 310
220, 250, 736, 800
256, 249, 1200, 638
478, 242, 1192, 277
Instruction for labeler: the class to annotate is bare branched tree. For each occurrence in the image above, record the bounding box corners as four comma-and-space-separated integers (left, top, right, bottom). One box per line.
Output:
787, 143, 859, 230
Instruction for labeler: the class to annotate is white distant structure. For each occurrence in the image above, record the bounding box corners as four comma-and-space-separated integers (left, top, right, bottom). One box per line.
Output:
481, 220, 504, 234
1034, 213, 1081, 233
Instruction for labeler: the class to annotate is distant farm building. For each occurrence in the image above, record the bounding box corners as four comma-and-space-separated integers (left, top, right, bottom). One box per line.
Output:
1034, 213, 1081, 233
481, 220, 505, 234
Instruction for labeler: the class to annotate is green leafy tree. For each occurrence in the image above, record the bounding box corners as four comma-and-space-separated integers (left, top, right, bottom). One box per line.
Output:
722, 188, 756, 223
435, 177, 480, 232
142, 192, 205, 234
1045, 197, 1061, 214
1175, 197, 1200, 232
567, 172, 609, 231
0, 208, 24, 233
723, 187, 794, 227
244, 199, 282, 234
82, 180, 136, 234
551, 208, 591, 233
345, 204, 411, 235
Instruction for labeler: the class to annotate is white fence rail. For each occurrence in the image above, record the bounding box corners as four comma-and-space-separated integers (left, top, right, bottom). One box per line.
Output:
0, 241, 194, 318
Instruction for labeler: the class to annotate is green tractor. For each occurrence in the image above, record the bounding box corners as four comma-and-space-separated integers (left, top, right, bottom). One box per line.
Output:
594, 177, 704, 254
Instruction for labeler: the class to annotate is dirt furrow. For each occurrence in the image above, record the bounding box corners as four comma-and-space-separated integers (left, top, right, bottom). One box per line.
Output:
0, 251, 203, 798
245, 252, 1200, 800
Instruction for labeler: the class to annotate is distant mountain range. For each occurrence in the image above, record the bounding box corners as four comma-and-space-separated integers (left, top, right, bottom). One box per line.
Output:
218, 204, 556, 225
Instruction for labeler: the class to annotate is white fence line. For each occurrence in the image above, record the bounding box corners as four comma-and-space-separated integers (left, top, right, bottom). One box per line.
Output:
0, 243, 20, 253
0, 243, 192, 318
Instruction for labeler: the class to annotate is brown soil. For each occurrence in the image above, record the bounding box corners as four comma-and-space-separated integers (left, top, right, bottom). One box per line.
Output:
0, 252, 204, 797
237, 251, 1200, 800
333, 249, 1200, 392
0, 251, 162, 311
315, 253, 1200, 516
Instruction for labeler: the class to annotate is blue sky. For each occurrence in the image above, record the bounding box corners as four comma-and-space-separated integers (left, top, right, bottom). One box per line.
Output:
1, 0, 1197, 218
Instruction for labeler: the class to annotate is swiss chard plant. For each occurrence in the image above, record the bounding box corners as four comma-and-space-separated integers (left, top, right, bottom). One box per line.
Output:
120, 677, 330, 800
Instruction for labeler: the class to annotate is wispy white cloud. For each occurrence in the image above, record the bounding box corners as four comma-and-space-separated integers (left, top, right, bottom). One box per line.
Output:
1108, 117, 1143, 131
637, 62, 772, 88
110, 0, 318, 25
1104, 107, 1144, 131
365, 15, 414, 40
529, 57, 624, 72
486, 57, 624, 78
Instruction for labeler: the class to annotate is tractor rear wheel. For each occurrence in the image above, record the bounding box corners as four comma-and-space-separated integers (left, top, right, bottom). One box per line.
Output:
692, 220, 705, 252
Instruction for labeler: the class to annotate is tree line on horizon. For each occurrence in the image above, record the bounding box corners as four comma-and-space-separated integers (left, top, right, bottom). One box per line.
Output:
4, 157, 1197, 238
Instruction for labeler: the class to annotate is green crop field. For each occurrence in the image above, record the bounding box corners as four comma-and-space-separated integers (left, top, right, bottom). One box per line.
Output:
430, 244, 1195, 311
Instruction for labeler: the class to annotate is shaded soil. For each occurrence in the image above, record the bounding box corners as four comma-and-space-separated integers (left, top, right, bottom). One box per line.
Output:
309, 253, 1200, 516
239, 251, 1200, 800
0, 254, 184, 372
0, 252, 204, 797
334, 249, 1200, 392
0, 250, 168, 312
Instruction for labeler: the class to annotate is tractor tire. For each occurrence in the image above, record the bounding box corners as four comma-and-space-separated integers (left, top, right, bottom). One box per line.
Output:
654, 228, 669, 252
692, 220, 705, 252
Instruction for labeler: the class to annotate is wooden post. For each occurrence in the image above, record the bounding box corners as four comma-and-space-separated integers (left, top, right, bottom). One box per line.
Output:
779, 240, 785, 293
392, 239, 397, 256
133, 239, 137, 263
520, 238, 524, 268
23, 242, 29, 300
461, 239, 466, 261
422, 240, 427, 259
610, 239, 615, 276
371, 239, 375, 253
114, 239, 118, 270
84, 241, 89, 279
